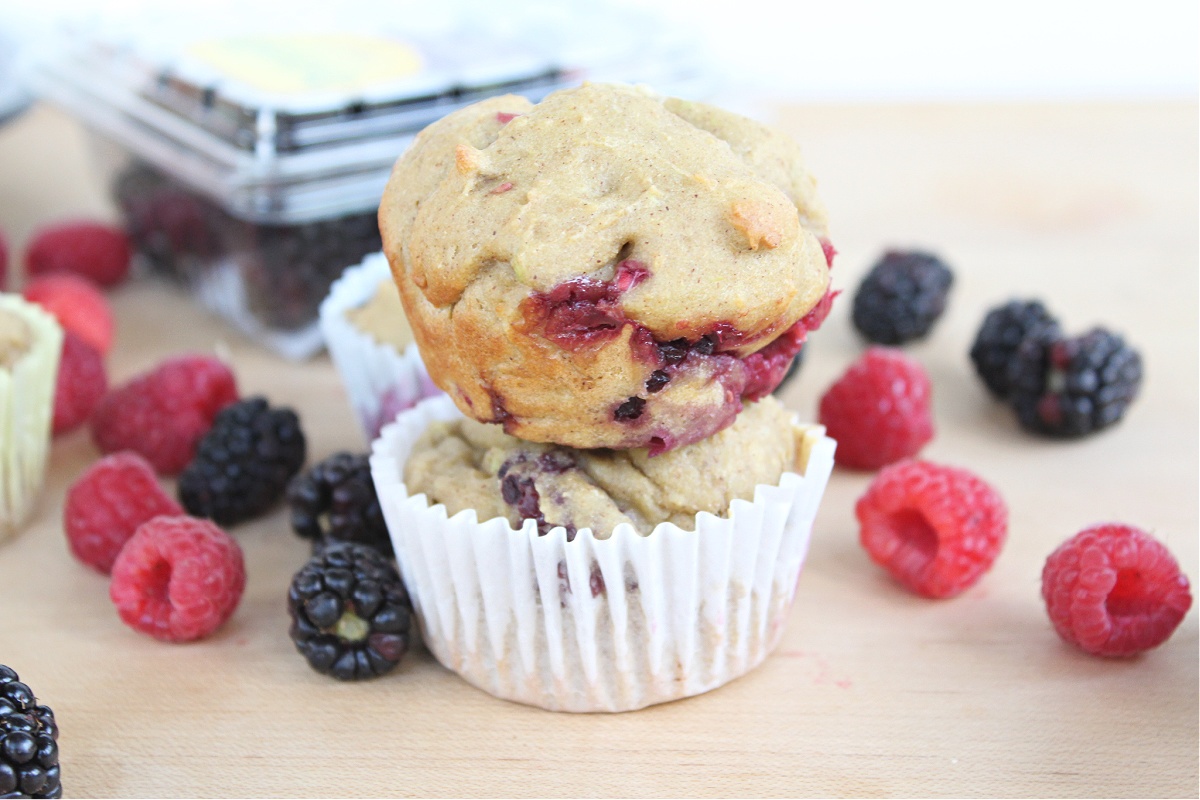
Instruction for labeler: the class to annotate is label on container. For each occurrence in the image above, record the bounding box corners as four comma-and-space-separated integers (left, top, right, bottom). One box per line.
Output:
186, 33, 423, 94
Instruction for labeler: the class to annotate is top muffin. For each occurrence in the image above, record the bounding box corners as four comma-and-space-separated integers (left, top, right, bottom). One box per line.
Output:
379, 83, 832, 452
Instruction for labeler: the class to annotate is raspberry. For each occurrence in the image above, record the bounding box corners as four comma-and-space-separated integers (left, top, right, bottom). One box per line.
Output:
856, 459, 1008, 598
0, 666, 61, 799
852, 250, 954, 345
109, 515, 245, 643
22, 274, 114, 356
288, 542, 413, 680
969, 299, 1062, 399
178, 397, 307, 525
24, 221, 132, 288
91, 355, 239, 474
1007, 328, 1142, 438
52, 332, 107, 436
819, 347, 934, 470
1042, 524, 1192, 657
63, 451, 183, 574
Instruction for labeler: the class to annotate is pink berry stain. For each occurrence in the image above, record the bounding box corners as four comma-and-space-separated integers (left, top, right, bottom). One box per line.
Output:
518, 254, 838, 453
775, 649, 853, 688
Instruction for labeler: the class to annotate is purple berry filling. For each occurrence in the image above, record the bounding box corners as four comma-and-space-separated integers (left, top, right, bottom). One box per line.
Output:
488, 389, 515, 431
517, 250, 837, 453
645, 370, 670, 393
614, 397, 646, 421
499, 453, 579, 539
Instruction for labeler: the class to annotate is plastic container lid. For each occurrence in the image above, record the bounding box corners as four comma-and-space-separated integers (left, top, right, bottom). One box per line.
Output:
23, 0, 713, 224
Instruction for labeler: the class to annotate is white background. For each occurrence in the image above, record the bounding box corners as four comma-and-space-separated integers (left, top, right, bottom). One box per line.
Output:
3, 0, 1198, 102
629, 0, 1198, 100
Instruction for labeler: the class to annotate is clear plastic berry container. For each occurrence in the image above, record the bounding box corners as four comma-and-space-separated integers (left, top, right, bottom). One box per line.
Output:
22, 2, 712, 358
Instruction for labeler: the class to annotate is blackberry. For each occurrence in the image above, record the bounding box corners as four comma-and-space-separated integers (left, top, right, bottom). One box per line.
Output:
234, 212, 383, 331
970, 300, 1062, 398
772, 344, 805, 395
287, 543, 413, 681
179, 397, 306, 525
1006, 328, 1143, 437
852, 250, 954, 344
288, 453, 392, 556
0, 666, 61, 799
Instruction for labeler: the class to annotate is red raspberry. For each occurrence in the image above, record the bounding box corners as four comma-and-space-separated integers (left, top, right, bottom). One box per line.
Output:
22, 273, 115, 356
53, 331, 108, 435
63, 451, 183, 573
819, 347, 934, 470
1042, 524, 1192, 657
24, 220, 132, 288
91, 355, 239, 474
856, 459, 1008, 598
109, 515, 245, 642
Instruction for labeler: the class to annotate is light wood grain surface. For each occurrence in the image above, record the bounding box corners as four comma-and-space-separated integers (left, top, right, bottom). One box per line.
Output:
0, 101, 1196, 799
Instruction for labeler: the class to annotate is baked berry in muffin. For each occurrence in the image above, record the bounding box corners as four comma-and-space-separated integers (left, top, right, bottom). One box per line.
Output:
379, 83, 833, 453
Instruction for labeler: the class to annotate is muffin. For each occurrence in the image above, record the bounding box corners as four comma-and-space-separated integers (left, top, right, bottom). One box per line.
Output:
371, 394, 835, 712
379, 83, 834, 453
0, 295, 63, 541
319, 253, 441, 440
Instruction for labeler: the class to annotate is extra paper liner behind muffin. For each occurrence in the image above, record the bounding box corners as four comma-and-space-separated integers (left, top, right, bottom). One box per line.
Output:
370, 395, 836, 713
0, 296, 62, 542
319, 253, 440, 442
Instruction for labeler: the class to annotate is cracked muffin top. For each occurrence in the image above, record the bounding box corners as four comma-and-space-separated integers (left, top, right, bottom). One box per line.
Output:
404, 395, 816, 537
380, 83, 833, 453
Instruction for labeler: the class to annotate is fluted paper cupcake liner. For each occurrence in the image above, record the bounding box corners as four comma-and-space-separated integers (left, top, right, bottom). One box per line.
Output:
370, 395, 836, 713
0, 296, 62, 541
319, 253, 441, 442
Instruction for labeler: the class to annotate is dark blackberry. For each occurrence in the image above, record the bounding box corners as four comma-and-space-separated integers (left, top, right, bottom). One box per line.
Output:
179, 397, 306, 525
287, 543, 413, 681
969, 300, 1062, 398
772, 344, 805, 395
0, 666, 61, 799
1006, 328, 1143, 437
852, 250, 954, 344
233, 212, 383, 331
288, 453, 392, 556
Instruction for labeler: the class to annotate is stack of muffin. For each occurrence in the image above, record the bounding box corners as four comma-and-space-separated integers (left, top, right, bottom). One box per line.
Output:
367, 83, 837, 712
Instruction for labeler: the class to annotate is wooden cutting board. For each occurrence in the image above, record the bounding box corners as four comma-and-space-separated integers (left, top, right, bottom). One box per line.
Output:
0, 101, 1195, 798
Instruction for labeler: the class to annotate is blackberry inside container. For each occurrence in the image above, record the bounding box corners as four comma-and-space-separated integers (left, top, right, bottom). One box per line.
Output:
114, 160, 382, 332
230, 209, 382, 332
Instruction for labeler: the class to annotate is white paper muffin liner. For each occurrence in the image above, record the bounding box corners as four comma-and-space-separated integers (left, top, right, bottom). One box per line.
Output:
319, 253, 441, 442
0, 296, 62, 542
370, 395, 836, 713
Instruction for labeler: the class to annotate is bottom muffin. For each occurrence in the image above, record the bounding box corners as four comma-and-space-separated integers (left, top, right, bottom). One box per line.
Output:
370, 395, 835, 712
